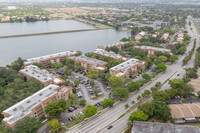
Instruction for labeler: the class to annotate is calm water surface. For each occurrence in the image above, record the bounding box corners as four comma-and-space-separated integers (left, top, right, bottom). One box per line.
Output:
0, 20, 129, 66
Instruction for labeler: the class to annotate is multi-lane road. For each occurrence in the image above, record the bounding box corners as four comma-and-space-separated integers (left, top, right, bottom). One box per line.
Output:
66, 17, 200, 133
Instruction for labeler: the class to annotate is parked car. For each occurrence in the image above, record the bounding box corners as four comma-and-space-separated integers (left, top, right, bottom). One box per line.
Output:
97, 92, 103, 96
68, 108, 73, 112
107, 125, 113, 130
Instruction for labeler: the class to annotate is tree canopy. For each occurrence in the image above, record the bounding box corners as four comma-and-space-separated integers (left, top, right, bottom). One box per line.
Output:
102, 98, 114, 108
129, 110, 148, 122
85, 105, 97, 117
48, 119, 62, 132
113, 87, 129, 99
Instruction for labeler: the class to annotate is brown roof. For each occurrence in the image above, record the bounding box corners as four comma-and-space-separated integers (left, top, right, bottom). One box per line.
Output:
169, 103, 200, 119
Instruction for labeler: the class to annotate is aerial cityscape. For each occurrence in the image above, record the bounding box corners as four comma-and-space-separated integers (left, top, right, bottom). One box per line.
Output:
0, 0, 200, 133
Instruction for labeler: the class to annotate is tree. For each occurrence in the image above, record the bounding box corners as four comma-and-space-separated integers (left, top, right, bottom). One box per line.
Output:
169, 55, 178, 63
0, 123, 12, 133
105, 46, 119, 54
15, 117, 41, 133
102, 98, 114, 108
74, 79, 80, 87
79, 99, 86, 107
129, 110, 148, 122
156, 63, 167, 72
54, 63, 63, 68
11, 57, 24, 71
128, 81, 141, 92
125, 103, 130, 109
159, 55, 168, 62
150, 54, 157, 60
152, 91, 170, 103
186, 68, 198, 79
85, 105, 97, 117
139, 102, 154, 117
48, 119, 62, 132
142, 74, 151, 81
137, 95, 142, 101
113, 87, 129, 99
108, 76, 123, 87
127, 120, 133, 129
45, 99, 68, 118
141, 90, 151, 97
87, 70, 98, 79
33, 63, 45, 69
153, 101, 170, 122
90, 79, 95, 86
120, 38, 130, 42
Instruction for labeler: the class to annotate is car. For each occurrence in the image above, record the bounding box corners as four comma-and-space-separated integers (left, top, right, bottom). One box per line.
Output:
91, 95, 96, 99
107, 125, 113, 130
95, 103, 99, 107
59, 121, 65, 125
72, 106, 77, 110
68, 108, 73, 112
68, 117, 73, 121
79, 111, 84, 115
177, 74, 180, 76
97, 92, 103, 96
83, 73, 87, 76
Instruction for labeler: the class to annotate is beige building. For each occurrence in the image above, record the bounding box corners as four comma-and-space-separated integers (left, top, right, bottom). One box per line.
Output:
93, 49, 129, 61
100, 42, 127, 51
2, 84, 73, 128
134, 45, 172, 56
109, 58, 145, 78
20, 65, 65, 86
24, 51, 77, 67
70, 56, 108, 71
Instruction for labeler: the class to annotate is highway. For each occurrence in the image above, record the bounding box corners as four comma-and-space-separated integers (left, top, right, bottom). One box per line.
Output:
66, 17, 200, 133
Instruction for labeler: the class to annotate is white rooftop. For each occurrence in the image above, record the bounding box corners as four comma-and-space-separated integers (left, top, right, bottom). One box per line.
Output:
110, 58, 145, 72
93, 49, 122, 60
24, 51, 77, 65
20, 65, 54, 83
134, 46, 171, 53
70, 56, 107, 66
101, 41, 126, 48
2, 84, 59, 125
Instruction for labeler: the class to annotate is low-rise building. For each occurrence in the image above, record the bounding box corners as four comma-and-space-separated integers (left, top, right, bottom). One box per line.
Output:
109, 58, 145, 78
131, 121, 200, 133
161, 32, 169, 40
1, 84, 73, 128
20, 65, 65, 86
70, 56, 108, 71
189, 69, 200, 92
134, 46, 172, 56
169, 103, 200, 123
93, 49, 129, 61
177, 33, 184, 43
135, 31, 147, 43
24, 51, 77, 67
100, 42, 127, 51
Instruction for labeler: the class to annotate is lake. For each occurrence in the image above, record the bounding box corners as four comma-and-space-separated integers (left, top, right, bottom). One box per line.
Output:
0, 20, 129, 66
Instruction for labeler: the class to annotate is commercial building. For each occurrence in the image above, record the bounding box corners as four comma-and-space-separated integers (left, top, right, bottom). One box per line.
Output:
134, 46, 172, 56
109, 58, 145, 78
24, 51, 77, 67
20, 65, 65, 86
131, 121, 200, 133
70, 56, 108, 71
100, 42, 127, 51
93, 49, 129, 61
169, 103, 200, 123
2, 84, 73, 128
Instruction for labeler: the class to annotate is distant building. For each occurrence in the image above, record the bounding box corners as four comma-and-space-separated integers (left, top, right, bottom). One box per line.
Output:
161, 32, 170, 40
109, 58, 145, 78
24, 51, 77, 67
93, 49, 129, 61
135, 31, 147, 43
2, 84, 73, 128
177, 33, 184, 43
100, 42, 127, 51
20, 65, 65, 86
169, 103, 200, 123
189, 69, 200, 92
134, 46, 172, 56
70, 56, 108, 71
131, 121, 200, 133
152, 32, 160, 38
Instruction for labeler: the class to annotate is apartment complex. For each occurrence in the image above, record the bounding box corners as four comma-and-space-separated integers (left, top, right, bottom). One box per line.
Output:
24, 51, 77, 67
134, 45, 172, 56
109, 58, 145, 78
70, 56, 108, 71
131, 121, 200, 133
93, 49, 129, 61
169, 103, 200, 123
20, 65, 65, 86
2, 84, 73, 128
100, 42, 127, 51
